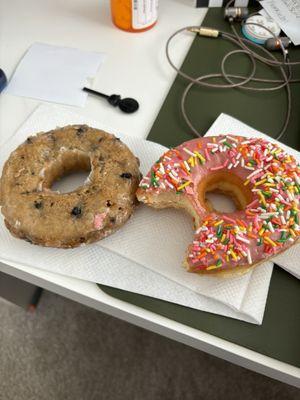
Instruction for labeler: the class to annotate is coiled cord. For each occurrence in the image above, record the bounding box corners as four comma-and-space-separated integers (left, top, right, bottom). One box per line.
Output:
165, 12, 300, 141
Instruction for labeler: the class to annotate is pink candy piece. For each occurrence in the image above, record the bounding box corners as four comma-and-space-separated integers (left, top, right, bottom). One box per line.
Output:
246, 199, 259, 209
205, 148, 211, 161
94, 212, 108, 230
185, 185, 194, 195
210, 165, 224, 171
223, 215, 236, 224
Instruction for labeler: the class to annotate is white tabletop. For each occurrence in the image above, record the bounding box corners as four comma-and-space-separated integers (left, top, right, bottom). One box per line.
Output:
0, 0, 202, 143
0, 0, 299, 388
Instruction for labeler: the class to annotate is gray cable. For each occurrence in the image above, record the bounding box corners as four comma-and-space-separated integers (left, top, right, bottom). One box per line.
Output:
165, 20, 300, 141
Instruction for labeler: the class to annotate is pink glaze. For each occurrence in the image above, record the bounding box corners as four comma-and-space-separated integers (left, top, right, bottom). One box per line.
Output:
139, 135, 300, 272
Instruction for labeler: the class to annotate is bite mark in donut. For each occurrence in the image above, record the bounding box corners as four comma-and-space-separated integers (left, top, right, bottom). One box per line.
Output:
137, 135, 300, 274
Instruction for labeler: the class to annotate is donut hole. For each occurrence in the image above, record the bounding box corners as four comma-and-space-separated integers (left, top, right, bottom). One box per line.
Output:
198, 171, 252, 214
45, 151, 92, 193
205, 192, 237, 213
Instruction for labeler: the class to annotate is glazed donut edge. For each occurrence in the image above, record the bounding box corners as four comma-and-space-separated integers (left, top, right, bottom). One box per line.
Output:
137, 135, 300, 275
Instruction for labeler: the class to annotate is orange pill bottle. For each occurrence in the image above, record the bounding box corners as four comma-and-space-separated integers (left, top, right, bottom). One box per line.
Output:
111, 0, 158, 33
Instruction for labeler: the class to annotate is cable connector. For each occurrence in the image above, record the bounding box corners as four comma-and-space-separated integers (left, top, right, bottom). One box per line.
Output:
188, 27, 220, 38
264, 37, 291, 51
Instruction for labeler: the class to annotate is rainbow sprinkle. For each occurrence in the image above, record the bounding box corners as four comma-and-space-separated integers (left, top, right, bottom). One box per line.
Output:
139, 135, 300, 271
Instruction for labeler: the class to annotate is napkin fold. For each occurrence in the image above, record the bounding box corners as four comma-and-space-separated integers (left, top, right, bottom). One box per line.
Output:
4, 43, 106, 107
0, 105, 298, 324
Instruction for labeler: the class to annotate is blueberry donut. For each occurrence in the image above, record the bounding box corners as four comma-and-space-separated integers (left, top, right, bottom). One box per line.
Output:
137, 135, 300, 274
0, 125, 141, 248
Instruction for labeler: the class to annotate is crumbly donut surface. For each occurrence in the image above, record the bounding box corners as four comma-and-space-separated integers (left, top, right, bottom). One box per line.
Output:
137, 135, 300, 274
0, 125, 141, 248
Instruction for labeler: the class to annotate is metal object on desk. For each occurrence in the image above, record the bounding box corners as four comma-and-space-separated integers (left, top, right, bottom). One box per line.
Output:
265, 37, 291, 51
242, 15, 281, 45
224, 6, 249, 22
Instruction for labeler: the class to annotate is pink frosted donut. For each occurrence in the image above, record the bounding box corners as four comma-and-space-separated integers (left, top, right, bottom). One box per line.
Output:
137, 135, 300, 274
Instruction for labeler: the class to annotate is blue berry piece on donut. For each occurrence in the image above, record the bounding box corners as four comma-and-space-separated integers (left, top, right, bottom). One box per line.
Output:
75, 125, 88, 136
71, 206, 82, 217
120, 172, 132, 179
34, 200, 43, 209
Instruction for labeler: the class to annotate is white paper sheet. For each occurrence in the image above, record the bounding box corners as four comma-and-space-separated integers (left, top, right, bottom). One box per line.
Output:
4, 43, 106, 106
260, 0, 300, 45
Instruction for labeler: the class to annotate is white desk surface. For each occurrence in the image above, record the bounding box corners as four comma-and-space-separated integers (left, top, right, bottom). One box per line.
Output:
0, 0, 299, 388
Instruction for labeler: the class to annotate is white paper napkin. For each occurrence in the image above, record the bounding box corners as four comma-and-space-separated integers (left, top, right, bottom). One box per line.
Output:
4, 43, 106, 107
0, 104, 290, 325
